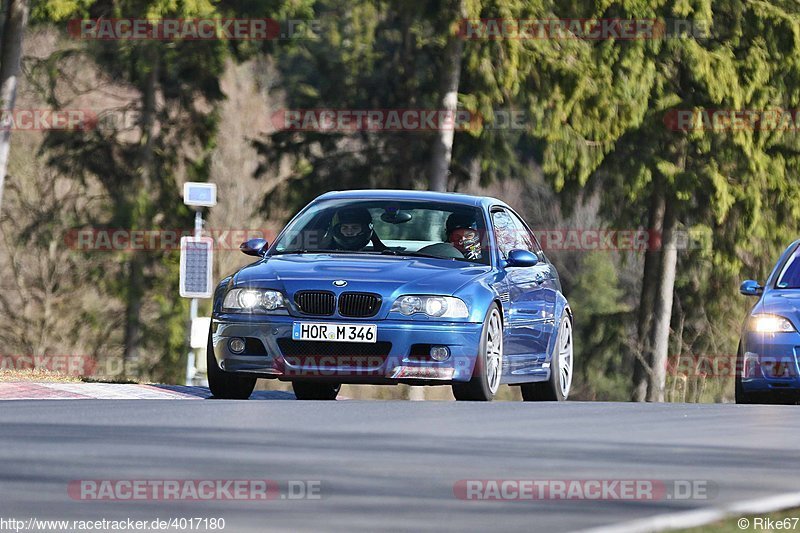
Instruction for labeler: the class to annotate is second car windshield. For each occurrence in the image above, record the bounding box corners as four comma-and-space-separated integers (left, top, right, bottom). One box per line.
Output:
270, 199, 490, 265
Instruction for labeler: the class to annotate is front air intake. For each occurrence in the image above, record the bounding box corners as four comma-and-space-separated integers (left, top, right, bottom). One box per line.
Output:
339, 292, 381, 318
294, 291, 336, 316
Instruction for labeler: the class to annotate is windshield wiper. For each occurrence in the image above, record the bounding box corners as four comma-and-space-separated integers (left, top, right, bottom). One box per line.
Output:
380, 249, 454, 260
271, 249, 380, 255
271, 249, 452, 260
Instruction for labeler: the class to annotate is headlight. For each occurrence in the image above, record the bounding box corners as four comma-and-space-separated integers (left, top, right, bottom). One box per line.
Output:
391, 295, 469, 318
223, 288, 285, 312
750, 314, 796, 333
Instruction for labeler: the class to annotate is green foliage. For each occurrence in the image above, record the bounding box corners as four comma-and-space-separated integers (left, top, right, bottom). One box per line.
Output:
568, 253, 634, 401
566, 1, 800, 400
33, 0, 231, 378
146, 253, 190, 383
31, 0, 95, 20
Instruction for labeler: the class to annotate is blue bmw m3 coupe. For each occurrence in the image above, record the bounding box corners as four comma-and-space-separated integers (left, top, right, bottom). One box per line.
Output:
738, 239, 800, 404
208, 190, 573, 401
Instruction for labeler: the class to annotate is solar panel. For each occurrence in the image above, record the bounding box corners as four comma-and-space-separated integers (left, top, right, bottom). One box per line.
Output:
183, 182, 217, 207
180, 236, 214, 298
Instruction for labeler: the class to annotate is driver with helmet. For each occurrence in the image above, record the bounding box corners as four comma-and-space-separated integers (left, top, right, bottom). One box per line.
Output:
327, 207, 386, 251
445, 212, 483, 260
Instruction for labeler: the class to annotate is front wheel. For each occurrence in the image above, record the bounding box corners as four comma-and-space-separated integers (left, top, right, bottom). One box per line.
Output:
207, 330, 257, 400
452, 304, 503, 401
521, 314, 573, 401
292, 381, 341, 400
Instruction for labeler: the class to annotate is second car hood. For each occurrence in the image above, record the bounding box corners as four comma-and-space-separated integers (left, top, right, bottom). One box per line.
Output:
233, 253, 490, 297
757, 290, 800, 324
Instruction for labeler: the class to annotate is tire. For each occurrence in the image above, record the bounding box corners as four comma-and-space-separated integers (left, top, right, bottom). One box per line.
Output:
207, 329, 257, 400
521, 314, 573, 401
292, 381, 341, 400
452, 304, 503, 402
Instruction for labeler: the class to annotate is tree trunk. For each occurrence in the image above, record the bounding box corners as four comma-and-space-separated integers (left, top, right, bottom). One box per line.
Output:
427, 0, 465, 192
123, 257, 145, 365
123, 45, 159, 367
0, 0, 29, 215
644, 196, 678, 402
631, 187, 665, 401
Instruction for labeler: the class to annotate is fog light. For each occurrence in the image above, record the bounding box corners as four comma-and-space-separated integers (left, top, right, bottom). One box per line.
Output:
430, 345, 450, 361
742, 352, 759, 379
228, 337, 246, 354
392, 366, 455, 380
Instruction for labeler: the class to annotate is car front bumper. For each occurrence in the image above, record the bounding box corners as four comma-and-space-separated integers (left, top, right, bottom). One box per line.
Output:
210, 314, 484, 384
740, 331, 800, 393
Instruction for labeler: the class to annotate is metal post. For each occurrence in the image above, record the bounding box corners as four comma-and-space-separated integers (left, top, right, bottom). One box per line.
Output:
185, 210, 203, 385
186, 299, 197, 385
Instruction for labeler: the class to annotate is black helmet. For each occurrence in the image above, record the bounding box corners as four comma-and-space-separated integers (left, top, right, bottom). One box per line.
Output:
445, 212, 482, 260
332, 207, 374, 250
446, 212, 478, 235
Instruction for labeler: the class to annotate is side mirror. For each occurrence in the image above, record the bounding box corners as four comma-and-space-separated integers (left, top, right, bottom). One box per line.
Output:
505, 249, 539, 268
739, 280, 763, 297
240, 238, 268, 257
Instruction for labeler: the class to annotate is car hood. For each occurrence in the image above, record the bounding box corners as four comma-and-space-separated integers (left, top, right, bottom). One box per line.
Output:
233, 253, 491, 299
757, 290, 800, 317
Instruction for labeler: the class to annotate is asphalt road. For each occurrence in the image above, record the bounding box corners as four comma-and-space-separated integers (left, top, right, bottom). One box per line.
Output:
2, 400, 800, 532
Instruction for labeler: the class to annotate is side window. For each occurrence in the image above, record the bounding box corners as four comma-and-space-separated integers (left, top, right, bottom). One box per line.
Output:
507, 210, 542, 256
492, 209, 532, 258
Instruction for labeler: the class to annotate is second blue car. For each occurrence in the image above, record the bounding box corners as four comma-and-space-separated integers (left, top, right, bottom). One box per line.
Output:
738, 239, 800, 404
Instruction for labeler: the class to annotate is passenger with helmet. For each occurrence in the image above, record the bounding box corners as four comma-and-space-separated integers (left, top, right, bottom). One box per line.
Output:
327, 207, 386, 251
445, 212, 483, 260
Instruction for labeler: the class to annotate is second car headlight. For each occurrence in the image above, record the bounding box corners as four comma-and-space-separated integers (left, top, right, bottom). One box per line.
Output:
391, 295, 469, 318
223, 288, 285, 312
750, 314, 796, 333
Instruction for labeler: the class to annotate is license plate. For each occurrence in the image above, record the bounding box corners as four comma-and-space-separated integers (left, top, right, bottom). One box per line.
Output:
292, 322, 377, 343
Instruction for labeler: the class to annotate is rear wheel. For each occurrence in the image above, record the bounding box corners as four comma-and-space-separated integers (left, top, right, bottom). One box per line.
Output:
292, 381, 341, 400
521, 314, 573, 401
207, 329, 257, 400
452, 304, 503, 401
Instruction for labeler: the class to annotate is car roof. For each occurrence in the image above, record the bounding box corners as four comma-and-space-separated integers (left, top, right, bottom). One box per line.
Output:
315, 189, 509, 209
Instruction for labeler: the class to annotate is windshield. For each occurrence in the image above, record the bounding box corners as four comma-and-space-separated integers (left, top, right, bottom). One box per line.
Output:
776, 247, 800, 288
270, 199, 490, 265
